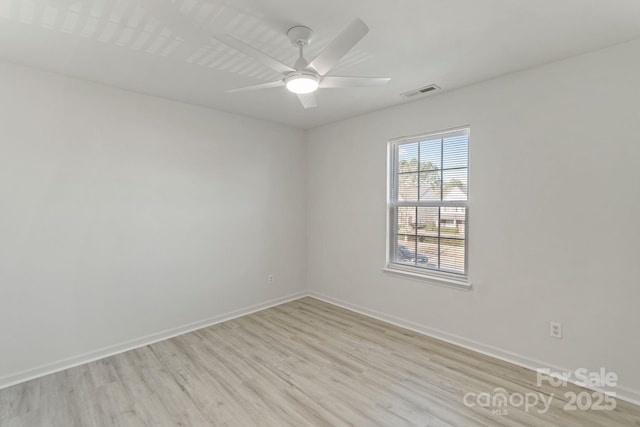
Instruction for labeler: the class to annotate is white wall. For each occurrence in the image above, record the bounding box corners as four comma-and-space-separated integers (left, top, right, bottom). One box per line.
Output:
0, 62, 306, 384
307, 38, 640, 398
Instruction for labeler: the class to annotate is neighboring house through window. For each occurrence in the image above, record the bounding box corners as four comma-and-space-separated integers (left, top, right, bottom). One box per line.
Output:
386, 127, 470, 287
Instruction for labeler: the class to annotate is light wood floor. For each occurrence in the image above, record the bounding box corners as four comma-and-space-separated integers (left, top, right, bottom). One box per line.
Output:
1, 297, 638, 426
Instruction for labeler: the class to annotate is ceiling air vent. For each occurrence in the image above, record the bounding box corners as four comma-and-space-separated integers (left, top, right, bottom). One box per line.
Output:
401, 84, 440, 98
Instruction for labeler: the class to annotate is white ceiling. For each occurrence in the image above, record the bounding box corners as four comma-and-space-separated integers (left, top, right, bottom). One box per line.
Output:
2, 0, 640, 129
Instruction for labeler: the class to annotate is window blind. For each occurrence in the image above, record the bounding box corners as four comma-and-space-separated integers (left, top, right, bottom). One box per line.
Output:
389, 128, 469, 276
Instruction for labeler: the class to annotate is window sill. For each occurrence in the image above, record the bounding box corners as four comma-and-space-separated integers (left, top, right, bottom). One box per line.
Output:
382, 266, 471, 291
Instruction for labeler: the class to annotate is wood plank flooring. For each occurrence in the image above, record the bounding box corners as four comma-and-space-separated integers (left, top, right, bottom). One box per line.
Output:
1, 297, 639, 426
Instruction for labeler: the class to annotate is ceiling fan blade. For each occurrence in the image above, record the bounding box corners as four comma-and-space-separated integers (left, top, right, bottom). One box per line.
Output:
297, 92, 317, 109
212, 34, 295, 75
320, 76, 391, 88
307, 18, 369, 76
227, 80, 284, 93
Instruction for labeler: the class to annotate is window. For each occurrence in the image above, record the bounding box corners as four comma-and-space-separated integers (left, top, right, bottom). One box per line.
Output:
386, 127, 469, 286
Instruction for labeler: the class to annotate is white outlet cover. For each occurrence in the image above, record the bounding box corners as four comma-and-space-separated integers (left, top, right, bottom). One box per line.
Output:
550, 321, 562, 339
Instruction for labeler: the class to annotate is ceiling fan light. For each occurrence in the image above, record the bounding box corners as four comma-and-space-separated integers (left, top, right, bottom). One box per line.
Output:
285, 73, 319, 94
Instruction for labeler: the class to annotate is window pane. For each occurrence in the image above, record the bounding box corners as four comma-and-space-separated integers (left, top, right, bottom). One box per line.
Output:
443, 134, 468, 170
440, 238, 465, 273
396, 235, 417, 266
439, 207, 466, 240
397, 172, 419, 201
416, 207, 438, 237
417, 236, 438, 268
442, 168, 468, 201
419, 170, 441, 201
420, 138, 441, 170
398, 142, 419, 172
439, 206, 467, 274
416, 237, 430, 268
397, 207, 417, 235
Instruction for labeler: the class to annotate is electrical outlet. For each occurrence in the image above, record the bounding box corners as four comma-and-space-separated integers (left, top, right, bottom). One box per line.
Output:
550, 321, 562, 339
267, 274, 275, 284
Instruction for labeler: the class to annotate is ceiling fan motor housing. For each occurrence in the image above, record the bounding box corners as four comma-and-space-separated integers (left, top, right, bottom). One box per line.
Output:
287, 26, 314, 47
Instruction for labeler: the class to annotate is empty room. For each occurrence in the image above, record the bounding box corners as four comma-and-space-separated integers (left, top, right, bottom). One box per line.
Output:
1, 0, 639, 426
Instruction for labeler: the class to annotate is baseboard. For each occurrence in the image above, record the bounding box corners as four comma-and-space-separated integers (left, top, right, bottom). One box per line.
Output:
0, 291, 307, 390
307, 291, 640, 406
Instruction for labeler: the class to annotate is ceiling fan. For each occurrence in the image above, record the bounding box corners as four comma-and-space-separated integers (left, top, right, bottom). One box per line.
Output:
211, 18, 390, 108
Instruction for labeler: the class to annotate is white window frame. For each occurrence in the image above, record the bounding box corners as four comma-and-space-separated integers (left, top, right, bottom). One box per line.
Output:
384, 126, 471, 290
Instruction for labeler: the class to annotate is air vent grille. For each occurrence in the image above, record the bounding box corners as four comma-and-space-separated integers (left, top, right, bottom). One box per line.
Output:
401, 84, 440, 98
